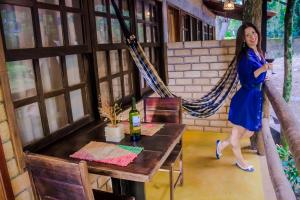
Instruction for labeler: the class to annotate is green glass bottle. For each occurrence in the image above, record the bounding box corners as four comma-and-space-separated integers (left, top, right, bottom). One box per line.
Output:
129, 97, 141, 141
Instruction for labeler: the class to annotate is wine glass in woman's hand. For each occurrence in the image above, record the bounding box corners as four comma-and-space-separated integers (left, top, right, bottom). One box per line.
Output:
265, 51, 275, 74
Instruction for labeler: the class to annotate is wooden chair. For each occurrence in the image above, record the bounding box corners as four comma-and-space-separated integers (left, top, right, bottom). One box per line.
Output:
144, 97, 183, 200
25, 152, 134, 200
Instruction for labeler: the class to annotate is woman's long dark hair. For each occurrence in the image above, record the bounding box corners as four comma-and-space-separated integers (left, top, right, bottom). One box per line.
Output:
235, 22, 264, 63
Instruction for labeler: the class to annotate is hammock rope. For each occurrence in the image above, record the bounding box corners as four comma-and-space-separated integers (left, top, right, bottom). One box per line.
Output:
111, 0, 239, 118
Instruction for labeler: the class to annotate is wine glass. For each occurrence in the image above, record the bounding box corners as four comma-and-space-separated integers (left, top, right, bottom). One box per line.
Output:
265, 51, 275, 74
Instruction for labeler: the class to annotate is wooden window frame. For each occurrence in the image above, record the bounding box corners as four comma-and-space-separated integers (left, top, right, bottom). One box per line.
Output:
0, 0, 165, 169
167, 4, 214, 42
166, 6, 180, 42
134, 0, 162, 96
92, 0, 136, 106
0, 0, 94, 156
197, 20, 203, 41
191, 17, 197, 41
203, 23, 209, 40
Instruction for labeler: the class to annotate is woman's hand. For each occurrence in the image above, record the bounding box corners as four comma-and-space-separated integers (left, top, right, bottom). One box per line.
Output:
262, 63, 273, 72
254, 63, 273, 78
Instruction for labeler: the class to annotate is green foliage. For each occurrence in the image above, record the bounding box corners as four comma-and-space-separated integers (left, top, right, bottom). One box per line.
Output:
224, 20, 242, 39
223, 0, 300, 39
277, 144, 290, 160
267, 0, 300, 38
276, 144, 300, 193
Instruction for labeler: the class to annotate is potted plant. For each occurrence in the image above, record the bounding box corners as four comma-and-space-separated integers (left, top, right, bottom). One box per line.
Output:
98, 95, 124, 142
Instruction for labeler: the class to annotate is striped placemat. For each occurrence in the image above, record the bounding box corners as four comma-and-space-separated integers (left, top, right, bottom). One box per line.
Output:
70, 141, 143, 166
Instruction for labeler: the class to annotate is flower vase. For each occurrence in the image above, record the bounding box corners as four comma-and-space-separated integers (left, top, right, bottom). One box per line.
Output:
104, 123, 124, 142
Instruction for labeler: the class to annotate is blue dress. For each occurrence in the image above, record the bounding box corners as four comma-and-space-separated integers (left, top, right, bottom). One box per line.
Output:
228, 48, 266, 132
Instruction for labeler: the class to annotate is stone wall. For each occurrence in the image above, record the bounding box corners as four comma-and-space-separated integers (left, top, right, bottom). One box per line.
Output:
167, 40, 236, 133
0, 84, 34, 200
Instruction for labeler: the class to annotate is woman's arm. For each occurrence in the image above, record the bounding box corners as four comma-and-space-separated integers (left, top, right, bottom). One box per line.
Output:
253, 63, 272, 78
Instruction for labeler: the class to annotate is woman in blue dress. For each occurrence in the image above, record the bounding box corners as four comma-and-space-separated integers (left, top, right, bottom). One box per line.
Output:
215, 22, 272, 172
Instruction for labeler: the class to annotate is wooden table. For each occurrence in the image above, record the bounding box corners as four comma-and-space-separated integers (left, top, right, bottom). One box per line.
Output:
36, 122, 186, 200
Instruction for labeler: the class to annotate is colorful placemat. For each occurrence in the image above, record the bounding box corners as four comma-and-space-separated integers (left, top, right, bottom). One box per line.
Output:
70, 141, 143, 166
121, 122, 164, 136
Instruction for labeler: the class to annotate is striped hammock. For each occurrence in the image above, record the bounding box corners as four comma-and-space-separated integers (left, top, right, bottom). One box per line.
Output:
111, 0, 239, 118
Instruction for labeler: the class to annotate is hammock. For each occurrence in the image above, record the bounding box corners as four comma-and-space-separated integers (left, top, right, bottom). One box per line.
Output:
111, 0, 239, 118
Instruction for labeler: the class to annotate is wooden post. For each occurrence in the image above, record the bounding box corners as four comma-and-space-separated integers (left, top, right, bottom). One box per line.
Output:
0, 27, 24, 169
257, 90, 269, 155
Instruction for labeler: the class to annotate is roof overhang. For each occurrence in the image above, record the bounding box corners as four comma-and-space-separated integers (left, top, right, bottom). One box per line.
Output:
203, 0, 277, 21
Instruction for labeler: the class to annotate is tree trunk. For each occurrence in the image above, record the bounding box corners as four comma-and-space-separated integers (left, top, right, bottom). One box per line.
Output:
243, 0, 263, 152
283, 0, 296, 103
243, 0, 263, 32
282, 0, 296, 149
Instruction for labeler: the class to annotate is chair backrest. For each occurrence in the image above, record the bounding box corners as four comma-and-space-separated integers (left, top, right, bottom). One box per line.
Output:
144, 97, 182, 124
25, 152, 94, 200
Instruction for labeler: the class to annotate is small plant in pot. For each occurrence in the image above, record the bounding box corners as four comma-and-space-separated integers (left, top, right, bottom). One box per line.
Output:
98, 95, 124, 142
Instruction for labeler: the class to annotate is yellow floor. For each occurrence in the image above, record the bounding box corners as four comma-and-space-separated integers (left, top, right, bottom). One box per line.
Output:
145, 130, 265, 200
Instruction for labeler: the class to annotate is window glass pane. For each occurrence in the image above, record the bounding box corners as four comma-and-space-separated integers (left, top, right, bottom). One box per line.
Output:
146, 25, 151, 43
96, 16, 109, 44
144, 3, 150, 21
66, 54, 82, 85
39, 57, 63, 92
136, 0, 142, 20
152, 6, 156, 21
96, 51, 107, 78
151, 47, 156, 65
125, 20, 130, 30
6, 60, 37, 101
137, 23, 144, 42
112, 77, 121, 101
67, 13, 83, 45
121, 49, 129, 71
39, 9, 63, 47
144, 47, 150, 59
65, 0, 80, 8
111, 19, 121, 43
152, 27, 156, 43
45, 95, 68, 133
70, 89, 84, 121
140, 72, 145, 88
124, 74, 132, 96
95, 0, 106, 12
122, 0, 129, 17
109, 50, 120, 74
109, 0, 117, 15
99, 81, 110, 104
15, 103, 43, 146
0, 5, 35, 49
37, 0, 59, 5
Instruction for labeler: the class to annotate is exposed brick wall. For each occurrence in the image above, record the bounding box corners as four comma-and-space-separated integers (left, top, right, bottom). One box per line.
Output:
167, 40, 236, 133
0, 84, 34, 200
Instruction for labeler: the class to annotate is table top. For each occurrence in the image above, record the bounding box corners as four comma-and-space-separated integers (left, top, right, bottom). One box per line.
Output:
36, 122, 186, 182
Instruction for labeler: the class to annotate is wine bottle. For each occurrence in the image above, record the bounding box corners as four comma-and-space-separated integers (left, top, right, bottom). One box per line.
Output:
129, 97, 141, 141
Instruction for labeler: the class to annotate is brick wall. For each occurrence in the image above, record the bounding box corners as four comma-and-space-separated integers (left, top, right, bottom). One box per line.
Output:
167, 40, 236, 133
0, 84, 34, 200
